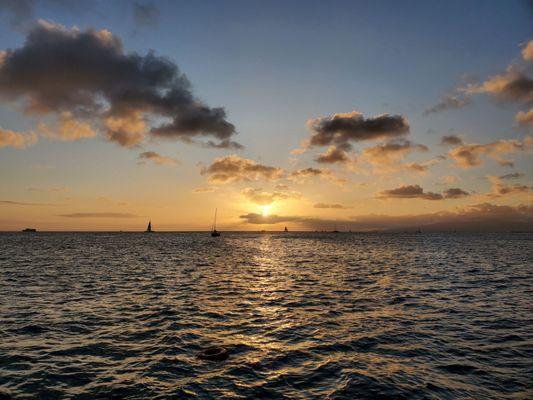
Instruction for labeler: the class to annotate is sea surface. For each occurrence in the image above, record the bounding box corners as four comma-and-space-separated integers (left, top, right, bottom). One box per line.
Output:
0, 232, 532, 399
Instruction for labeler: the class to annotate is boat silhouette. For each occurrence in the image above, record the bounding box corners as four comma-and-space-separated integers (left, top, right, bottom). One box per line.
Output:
211, 208, 220, 237
22, 228, 37, 232
146, 220, 153, 232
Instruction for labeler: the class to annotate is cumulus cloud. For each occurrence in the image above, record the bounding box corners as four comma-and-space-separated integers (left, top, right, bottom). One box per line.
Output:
443, 188, 469, 199
313, 203, 350, 209
522, 39, 533, 62
241, 187, 300, 206
138, 151, 177, 166
290, 167, 324, 178
240, 203, 532, 232
307, 111, 409, 150
0, 127, 37, 148
515, 108, 533, 126
133, 2, 159, 27
448, 138, 530, 168
424, 94, 471, 115
201, 155, 284, 184
378, 185, 444, 200
59, 212, 142, 218
315, 145, 350, 164
440, 135, 464, 146
0, 21, 239, 149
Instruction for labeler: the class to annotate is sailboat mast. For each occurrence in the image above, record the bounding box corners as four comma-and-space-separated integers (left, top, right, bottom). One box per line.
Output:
214, 208, 217, 230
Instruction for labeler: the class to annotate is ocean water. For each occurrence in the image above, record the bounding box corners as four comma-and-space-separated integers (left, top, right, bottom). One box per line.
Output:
0, 232, 531, 399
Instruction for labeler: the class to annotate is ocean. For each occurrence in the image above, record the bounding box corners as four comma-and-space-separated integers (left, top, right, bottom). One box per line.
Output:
0, 232, 531, 399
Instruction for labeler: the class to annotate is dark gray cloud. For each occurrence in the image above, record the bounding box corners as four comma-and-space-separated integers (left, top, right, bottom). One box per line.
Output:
0, 21, 239, 148
378, 185, 443, 200
440, 135, 464, 146
424, 94, 471, 115
307, 111, 409, 150
133, 2, 159, 27
443, 188, 469, 199
315, 145, 350, 164
239, 203, 532, 232
59, 212, 141, 218
290, 167, 324, 178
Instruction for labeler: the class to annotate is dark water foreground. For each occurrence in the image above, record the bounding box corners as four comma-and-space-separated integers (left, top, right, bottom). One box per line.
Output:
0, 232, 531, 399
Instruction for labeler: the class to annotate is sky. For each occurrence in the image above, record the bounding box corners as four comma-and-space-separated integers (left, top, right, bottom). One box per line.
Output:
0, 0, 531, 231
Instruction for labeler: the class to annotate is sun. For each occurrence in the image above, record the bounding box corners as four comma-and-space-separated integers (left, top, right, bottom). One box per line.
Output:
260, 205, 272, 217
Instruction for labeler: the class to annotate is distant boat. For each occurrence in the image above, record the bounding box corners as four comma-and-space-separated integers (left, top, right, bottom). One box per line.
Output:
416, 226, 422, 234
22, 228, 37, 232
332, 223, 339, 233
284, 226, 288, 232
146, 220, 153, 232
211, 208, 220, 237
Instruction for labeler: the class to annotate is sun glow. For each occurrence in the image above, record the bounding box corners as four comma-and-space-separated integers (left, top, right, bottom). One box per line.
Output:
261, 205, 272, 217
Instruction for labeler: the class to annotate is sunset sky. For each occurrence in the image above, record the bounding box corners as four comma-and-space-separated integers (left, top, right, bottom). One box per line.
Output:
0, 0, 531, 231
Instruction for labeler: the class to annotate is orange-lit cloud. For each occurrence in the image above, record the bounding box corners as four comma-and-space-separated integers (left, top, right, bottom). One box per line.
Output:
241, 187, 300, 205
38, 112, 96, 141
313, 203, 350, 209
515, 108, 533, 126
0, 127, 37, 148
448, 138, 530, 168
522, 40, 533, 62
487, 176, 530, 198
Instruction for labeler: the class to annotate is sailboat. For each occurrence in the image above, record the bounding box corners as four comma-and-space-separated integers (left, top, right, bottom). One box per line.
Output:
146, 220, 152, 232
211, 208, 220, 237
284, 226, 288, 232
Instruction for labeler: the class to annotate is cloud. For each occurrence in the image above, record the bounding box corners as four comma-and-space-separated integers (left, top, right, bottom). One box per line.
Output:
0, 21, 239, 149
499, 172, 525, 180
133, 2, 159, 27
37, 111, 96, 141
424, 94, 470, 115
0, 199, 59, 206
522, 39, 533, 62
59, 212, 142, 218
241, 187, 300, 205
201, 155, 284, 184
138, 151, 177, 166
194, 187, 215, 193
0, 127, 37, 148
440, 135, 463, 146
443, 188, 469, 199
239, 203, 532, 232
290, 167, 347, 185
378, 184, 444, 200
464, 68, 533, 105
307, 111, 409, 149
487, 176, 530, 198
315, 145, 350, 164
313, 203, 350, 209
448, 138, 530, 168
362, 139, 428, 167
515, 108, 533, 126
